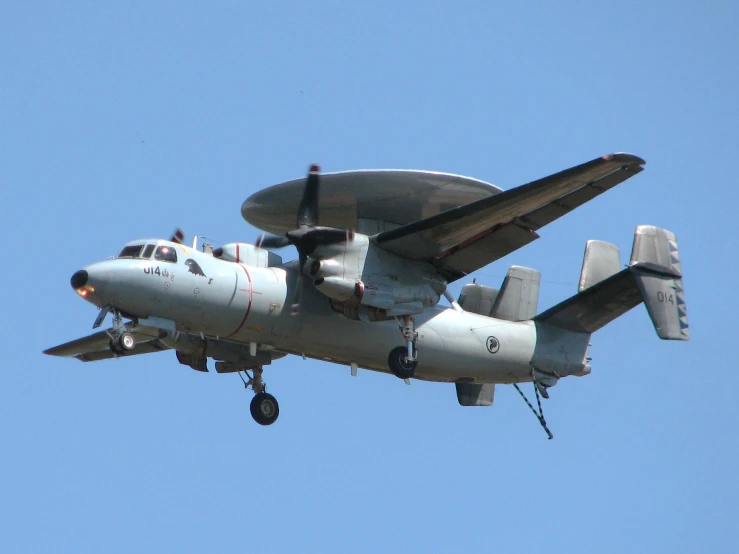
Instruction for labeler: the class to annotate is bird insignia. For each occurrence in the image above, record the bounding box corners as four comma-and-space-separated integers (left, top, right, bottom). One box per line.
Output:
184, 259, 207, 277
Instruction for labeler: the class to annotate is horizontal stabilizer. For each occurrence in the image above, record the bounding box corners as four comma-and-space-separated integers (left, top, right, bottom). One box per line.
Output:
579, 240, 621, 292
455, 383, 495, 406
535, 270, 641, 333
535, 225, 688, 340
491, 266, 541, 321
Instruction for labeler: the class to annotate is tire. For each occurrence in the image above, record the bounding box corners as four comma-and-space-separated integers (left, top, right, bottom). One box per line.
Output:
388, 346, 418, 379
119, 332, 136, 351
250, 392, 280, 426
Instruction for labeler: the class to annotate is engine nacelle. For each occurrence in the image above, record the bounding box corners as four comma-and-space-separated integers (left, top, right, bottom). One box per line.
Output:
308, 258, 343, 279
362, 283, 440, 311
212, 243, 282, 267
313, 276, 362, 301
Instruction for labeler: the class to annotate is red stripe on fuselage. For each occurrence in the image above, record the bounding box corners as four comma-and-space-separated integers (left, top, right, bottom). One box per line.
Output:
227, 264, 253, 338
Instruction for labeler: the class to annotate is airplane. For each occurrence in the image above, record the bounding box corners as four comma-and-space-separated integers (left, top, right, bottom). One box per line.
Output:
44, 153, 689, 438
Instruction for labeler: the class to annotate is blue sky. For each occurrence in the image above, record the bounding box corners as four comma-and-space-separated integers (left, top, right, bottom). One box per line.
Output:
2, 2, 738, 552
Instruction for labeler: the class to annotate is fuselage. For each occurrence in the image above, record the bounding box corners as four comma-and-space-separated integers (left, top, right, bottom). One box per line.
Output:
75, 239, 567, 384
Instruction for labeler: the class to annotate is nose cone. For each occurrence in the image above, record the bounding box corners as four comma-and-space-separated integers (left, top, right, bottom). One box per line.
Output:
70, 270, 88, 289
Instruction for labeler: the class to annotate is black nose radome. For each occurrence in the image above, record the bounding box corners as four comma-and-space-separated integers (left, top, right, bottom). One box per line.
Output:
70, 270, 88, 289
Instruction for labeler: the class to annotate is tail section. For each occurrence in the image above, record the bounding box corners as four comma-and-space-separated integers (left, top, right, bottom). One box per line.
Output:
491, 266, 541, 321
458, 265, 541, 321
535, 225, 688, 340
578, 240, 621, 292
630, 226, 689, 340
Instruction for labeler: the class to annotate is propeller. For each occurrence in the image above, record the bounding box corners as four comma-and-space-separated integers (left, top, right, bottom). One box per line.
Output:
256, 164, 350, 313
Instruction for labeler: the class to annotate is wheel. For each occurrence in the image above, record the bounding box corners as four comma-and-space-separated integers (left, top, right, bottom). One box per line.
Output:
250, 392, 279, 426
388, 346, 418, 379
119, 332, 136, 351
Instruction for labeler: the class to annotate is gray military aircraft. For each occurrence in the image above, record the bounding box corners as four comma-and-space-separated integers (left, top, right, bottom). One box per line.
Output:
45, 153, 688, 437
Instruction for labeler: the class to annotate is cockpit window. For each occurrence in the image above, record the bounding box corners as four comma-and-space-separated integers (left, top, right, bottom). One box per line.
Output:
142, 244, 155, 259
154, 245, 177, 263
118, 244, 144, 258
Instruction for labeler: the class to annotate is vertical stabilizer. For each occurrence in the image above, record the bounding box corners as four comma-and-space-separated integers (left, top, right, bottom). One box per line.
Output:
491, 266, 541, 321
579, 240, 621, 292
629, 226, 689, 340
458, 283, 499, 316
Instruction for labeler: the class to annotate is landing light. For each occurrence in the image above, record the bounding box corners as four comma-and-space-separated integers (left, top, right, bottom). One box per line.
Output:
76, 285, 95, 297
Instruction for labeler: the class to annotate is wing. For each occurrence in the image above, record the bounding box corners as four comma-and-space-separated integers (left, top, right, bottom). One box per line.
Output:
373, 153, 645, 281
43, 328, 170, 362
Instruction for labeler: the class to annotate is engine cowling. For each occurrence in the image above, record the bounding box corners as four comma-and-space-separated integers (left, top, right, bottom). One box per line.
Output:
313, 276, 363, 301
212, 243, 282, 267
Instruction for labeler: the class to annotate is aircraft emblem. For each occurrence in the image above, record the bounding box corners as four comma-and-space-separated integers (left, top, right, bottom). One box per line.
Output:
486, 336, 500, 354
185, 259, 206, 277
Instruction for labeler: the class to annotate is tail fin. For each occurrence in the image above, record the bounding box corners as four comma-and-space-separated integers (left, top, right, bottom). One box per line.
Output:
630, 226, 689, 340
491, 266, 541, 321
534, 225, 688, 340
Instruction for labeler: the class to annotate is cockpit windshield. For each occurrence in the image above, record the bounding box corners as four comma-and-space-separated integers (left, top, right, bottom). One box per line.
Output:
118, 244, 144, 258
118, 242, 177, 261
154, 245, 177, 263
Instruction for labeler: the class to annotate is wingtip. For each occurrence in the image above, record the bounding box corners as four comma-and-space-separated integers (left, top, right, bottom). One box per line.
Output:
602, 153, 646, 166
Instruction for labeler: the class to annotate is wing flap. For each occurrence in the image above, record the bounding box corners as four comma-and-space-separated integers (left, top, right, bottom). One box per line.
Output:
433, 223, 538, 280
374, 154, 645, 280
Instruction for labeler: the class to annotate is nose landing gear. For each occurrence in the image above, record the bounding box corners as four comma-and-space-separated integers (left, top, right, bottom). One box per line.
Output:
109, 332, 137, 355
102, 308, 138, 355
238, 366, 280, 426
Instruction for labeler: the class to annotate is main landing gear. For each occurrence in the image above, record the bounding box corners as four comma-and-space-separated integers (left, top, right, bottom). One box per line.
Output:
238, 366, 279, 426
388, 314, 418, 379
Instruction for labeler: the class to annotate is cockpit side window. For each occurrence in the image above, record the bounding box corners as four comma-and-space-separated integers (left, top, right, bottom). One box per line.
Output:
118, 244, 144, 258
142, 244, 155, 259
154, 245, 178, 263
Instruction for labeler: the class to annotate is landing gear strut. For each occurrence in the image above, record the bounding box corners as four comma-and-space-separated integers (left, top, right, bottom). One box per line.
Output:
238, 366, 279, 425
104, 309, 137, 355
388, 315, 419, 379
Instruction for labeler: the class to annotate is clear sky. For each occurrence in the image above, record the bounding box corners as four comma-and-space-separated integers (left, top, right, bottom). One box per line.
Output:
2, 2, 738, 552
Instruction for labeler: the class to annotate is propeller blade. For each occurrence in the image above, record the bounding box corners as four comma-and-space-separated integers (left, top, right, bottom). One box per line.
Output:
296, 164, 321, 229
286, 226, 349, 256
170, 228, 185, 244
256, 233, 291, 249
